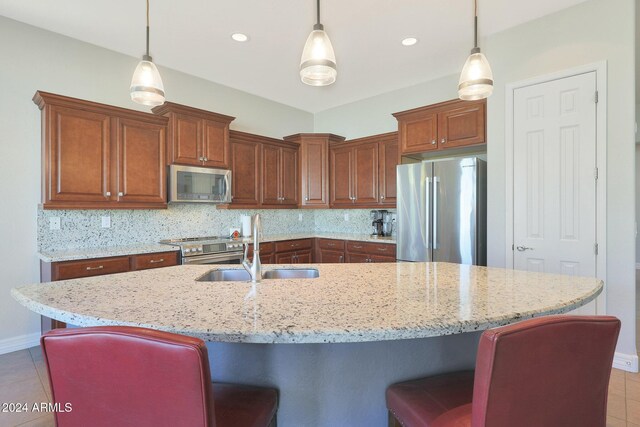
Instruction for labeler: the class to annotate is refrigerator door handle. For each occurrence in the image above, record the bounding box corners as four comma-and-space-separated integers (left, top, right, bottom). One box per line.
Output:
425, 177, 431, 249
433, 177, 439, 250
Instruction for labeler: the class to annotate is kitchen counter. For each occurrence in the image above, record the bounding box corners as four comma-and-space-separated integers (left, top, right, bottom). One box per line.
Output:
11, 262, 601, 426
38, 233, 395, 262
12, 262, 599, 343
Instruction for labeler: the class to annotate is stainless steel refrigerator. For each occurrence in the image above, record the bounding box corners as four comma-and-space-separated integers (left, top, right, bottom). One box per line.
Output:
396, 157, 487, 265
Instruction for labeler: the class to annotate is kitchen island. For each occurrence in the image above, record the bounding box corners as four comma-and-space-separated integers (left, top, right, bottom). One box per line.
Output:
12, 263, 602, 426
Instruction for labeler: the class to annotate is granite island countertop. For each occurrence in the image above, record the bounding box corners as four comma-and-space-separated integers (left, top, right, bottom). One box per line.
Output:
38, 233, 395, 262
12, 262, 601, 344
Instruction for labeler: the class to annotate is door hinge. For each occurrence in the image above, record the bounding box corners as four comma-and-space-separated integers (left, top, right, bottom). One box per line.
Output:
594, 167, 599, 180
594, 243, 599, 255
595, 91, 599, 104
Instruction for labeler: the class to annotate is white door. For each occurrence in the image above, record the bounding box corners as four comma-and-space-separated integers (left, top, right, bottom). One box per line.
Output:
513, 71, 598, 314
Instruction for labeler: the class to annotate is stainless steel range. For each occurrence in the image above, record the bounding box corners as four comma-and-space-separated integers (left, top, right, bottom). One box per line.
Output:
160, 236, 245, 265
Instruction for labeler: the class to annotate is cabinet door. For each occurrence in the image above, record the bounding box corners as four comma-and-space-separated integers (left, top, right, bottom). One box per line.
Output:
47, 105, 111, 204
379, 138, 398, 206
319, 249, 345, 263
438, 101, 485, 148
295, 250, 312, 264
261, 144, 281, 205
346, 253, 369, 263
330, 146, 353, 206
203, 119, 230, 168
353, 143, 378, 205
231, 139, 261, 206
399, 112, 438, 154
300, 137, 329, 207
172, 113, 202, 166
275, 252, 295, 264
280, 147, 299, 206
116, 118, 167, 205
369, 255, 396, 263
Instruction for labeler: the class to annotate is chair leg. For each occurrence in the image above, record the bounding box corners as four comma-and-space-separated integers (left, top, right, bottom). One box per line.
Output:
388, 411, 402, 427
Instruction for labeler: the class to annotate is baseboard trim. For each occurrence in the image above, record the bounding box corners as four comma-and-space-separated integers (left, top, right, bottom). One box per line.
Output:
0, 332, 40, 355
613, 352, 639, 373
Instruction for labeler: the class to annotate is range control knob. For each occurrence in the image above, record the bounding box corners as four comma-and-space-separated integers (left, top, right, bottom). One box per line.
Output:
196, 247, 202, 252
184, 248, 191, 253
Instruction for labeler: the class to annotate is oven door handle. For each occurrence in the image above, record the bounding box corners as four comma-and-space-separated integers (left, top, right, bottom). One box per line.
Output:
182, 251, 244, 265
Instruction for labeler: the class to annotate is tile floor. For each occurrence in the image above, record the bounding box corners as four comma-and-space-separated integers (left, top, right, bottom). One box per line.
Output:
0, 271, 639, 426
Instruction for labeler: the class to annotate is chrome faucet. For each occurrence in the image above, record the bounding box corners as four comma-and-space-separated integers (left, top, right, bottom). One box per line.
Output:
242, 214, 262, 283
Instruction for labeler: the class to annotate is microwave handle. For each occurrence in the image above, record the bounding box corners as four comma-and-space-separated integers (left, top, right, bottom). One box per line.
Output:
224, 173, 231, 202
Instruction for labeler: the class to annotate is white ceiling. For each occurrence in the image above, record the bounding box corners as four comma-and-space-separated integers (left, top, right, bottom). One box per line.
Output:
0, 0, 591, 113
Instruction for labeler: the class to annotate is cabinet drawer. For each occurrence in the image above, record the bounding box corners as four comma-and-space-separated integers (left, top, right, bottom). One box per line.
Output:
346, 241, 396, 257
54, 257, 130, 280
319, 249, 345, 263
131, 251, 178, 271
275, 239, 313, 253
318, 239, 345, 251
248, 242, 274, 261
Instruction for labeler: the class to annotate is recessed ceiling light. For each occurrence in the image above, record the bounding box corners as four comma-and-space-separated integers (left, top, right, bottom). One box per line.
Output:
231, 33, 249, 42
401, 37, 418, 46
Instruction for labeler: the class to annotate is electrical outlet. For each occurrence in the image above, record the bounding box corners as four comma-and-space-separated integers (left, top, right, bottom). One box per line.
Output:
298, 214, 303, 221
344, 213, 350, 222
101, 216, 111, 228
49, 217, 61, 230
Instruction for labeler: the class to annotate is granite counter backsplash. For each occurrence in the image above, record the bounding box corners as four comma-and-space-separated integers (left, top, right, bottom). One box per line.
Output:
38, 205, 395, 252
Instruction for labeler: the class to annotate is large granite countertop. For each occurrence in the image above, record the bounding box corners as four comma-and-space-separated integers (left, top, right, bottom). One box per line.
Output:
11, 262, 601, 344
38, 233, 395, 262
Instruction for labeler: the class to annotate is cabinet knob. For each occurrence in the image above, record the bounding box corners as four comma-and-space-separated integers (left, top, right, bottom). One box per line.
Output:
203, 157, 208, 162
441, 138, 446, 144
380, 195, 385, 200
305, 197, 309, 201
118, 192, 124, 197
105, 191, 111, 197
431, 139, 436, 145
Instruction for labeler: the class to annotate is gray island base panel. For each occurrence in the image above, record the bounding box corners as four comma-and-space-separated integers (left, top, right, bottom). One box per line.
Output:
12, 262, 602, 427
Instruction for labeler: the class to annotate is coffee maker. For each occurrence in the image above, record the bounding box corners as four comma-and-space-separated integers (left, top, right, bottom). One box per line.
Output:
370, 210, 394, 236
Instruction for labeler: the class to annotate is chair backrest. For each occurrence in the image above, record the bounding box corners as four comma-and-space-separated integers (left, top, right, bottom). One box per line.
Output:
471, 315, 620, 427
41, 326, 215, 427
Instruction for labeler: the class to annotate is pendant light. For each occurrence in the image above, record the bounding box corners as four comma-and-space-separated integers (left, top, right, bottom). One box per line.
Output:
300, 0, 337, 86
458, 0, 493, 100
130, 0, 165, 106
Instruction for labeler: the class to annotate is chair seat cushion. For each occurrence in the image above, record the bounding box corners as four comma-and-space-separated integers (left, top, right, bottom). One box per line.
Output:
386, 370, 474, 427
213, 383, 278, 427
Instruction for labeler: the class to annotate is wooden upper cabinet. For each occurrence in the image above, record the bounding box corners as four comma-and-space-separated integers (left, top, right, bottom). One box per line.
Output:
378, 134, 398, 206
280, 146, 298, 206
230, 131, 261, 207
34, 91, 168, 209
438, 101, 486, 148
352, 142, 378, 205
115, 117, 166, 206
330, 133, 397, 208
330, 144, 354, 207
261, 144, 281, 205
394, 98, 486, 156
284, 133, 345, 209
152, 102, 234, 169
45, 105, 111, 204
261, 140, 299, 207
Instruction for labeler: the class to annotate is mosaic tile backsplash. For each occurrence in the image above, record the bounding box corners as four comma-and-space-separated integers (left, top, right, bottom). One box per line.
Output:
38, 205, 396, 252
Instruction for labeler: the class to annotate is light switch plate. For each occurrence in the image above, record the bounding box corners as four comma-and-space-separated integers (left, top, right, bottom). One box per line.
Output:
101, 216, 111, 228
49, 217, 60, 230
298, 214, 303, 221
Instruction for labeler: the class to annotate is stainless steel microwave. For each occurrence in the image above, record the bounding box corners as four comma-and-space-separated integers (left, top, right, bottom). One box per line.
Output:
168, 165, 231, 204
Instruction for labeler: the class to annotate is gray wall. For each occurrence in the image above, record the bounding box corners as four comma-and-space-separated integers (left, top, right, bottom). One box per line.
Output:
315, 0, 637, 358
0, 16, 313, 346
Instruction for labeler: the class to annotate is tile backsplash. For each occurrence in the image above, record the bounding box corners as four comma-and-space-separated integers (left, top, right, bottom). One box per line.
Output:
38, 205, 395, 252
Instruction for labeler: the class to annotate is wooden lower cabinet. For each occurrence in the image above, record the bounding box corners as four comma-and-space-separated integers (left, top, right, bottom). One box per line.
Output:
346, 240, 396, 263
274, 239, 313, 263
318, 249, 345, 263
40, 250, 179, 331
346, 253, 370, 263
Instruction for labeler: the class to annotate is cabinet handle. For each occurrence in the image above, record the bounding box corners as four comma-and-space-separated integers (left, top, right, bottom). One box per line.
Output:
328, 243, 335, 247
339, 255, 343, 262
149, 259, 164, 263
105, 192, 111, 197
431, 139, 436, 145
441, 138, 446, 144
380, 195, 385, 200
118, 192, 124, 197
86, 265, 104, 271
305, 197, 309, 201
377, 247, 388, 252
353, 245, 363, 249
203, 157, 208, 162
198, 156, 203, 161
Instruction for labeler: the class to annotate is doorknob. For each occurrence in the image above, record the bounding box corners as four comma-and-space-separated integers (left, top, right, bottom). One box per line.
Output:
516, 246, 534, 252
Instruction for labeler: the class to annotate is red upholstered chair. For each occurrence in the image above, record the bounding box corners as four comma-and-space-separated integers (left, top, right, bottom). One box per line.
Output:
386, 315, 620, 427
41, 326, 278, 427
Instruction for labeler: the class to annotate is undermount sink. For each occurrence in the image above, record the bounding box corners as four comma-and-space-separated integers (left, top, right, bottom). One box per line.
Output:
196, 268, 320, 282
262, 268, 319, 279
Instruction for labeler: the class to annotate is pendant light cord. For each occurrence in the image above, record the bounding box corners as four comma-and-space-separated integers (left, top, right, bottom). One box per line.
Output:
145, 0, 150, 58
316, 0, 321, 26
474, 0, 478, 48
